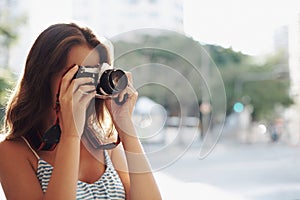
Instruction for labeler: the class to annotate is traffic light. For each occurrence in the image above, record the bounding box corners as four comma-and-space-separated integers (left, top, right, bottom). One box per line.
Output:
233, 102, 244, 113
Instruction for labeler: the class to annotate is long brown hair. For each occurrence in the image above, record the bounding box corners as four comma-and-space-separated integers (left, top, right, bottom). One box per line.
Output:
2, 23, 110, 149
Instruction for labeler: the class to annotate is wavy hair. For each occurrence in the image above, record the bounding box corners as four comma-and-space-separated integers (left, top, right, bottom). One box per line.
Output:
2, 23, 111, 149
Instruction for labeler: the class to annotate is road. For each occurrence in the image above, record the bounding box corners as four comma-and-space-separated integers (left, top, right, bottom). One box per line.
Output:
147, 128, 300, 200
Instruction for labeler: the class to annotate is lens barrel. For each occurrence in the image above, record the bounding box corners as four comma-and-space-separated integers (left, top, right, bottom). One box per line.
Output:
73, 66, 128, 98
97, 69, 128, 95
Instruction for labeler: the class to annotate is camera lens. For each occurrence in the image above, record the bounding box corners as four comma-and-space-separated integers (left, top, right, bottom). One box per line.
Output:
109, 70, 128, 91
97, 69, 128, 95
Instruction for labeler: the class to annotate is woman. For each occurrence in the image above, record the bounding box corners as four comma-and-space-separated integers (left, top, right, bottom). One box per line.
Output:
0, 23, 161, 200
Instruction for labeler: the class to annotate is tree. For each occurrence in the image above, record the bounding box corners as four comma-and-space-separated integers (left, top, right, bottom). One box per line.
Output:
0, 68, 16, 127
0, 0, 27, 68
112, 31, 208, 117
0, 0, 25, 127
211, 45, 292, 121
112, 32, 293, 122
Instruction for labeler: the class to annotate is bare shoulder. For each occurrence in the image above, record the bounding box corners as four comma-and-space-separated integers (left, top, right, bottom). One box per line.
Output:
0, 137, 43, 199
0, 137, 28, 160
0, 137, 37, 172
0, 138, 22, 157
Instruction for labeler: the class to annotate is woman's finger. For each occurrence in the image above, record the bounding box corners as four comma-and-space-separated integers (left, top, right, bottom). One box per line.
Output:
72, 85, 96, 110
73, 77, 96, 92
125, 71, 133, 84
60, 64, 79, 94
79, 90, 96, 108
76, 84, 96, 95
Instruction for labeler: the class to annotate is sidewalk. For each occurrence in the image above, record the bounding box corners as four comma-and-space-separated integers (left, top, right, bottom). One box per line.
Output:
154, 172, 247, 200
151, 137, 300, 200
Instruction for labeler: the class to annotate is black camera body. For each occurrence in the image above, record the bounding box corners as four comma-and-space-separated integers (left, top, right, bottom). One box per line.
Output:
74, 65, 99, 85
73, 64, 128, 100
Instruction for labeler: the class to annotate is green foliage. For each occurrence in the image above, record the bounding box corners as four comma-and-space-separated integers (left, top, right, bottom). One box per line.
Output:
0, 68, 17, 126
0, 4, 27, 70
113, 32, 206, 116
244, 79, 292, 120
0, 6, 27, 45
0, 4, 26, 127
211, 46, 292, 121
205, 45, 247, 67
112, 32, 293, 122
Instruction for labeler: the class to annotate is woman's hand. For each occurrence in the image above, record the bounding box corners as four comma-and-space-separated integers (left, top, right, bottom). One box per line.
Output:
105, 72, 138, 136
58, 65, 96, 138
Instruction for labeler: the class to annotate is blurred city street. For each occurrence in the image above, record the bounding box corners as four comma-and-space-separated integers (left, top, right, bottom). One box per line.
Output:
146, 127, 300, 200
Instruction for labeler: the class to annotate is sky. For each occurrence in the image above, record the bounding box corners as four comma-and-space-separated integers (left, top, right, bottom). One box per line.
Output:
183, 0, 300, 55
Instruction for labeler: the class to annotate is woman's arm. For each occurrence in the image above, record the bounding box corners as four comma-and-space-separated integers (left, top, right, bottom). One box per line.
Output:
42, 136, 81, 200
106, 72, 162, 200
115, 122, 162, 200
44, 65, 96, 199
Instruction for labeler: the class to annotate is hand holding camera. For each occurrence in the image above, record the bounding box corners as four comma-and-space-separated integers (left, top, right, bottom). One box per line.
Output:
38, 63, 135, 150
72, 63, 133, 149
73, 63, 128, 105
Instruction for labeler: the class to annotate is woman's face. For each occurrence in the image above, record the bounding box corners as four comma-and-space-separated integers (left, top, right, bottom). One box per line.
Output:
51, 44, 100, 107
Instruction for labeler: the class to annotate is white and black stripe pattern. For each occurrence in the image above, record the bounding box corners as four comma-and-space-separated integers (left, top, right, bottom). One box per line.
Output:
36, 150, 126, 200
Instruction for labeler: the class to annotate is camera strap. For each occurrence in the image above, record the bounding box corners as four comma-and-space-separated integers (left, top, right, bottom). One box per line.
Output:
37, 65, 82, 151
37, 85, 62, 151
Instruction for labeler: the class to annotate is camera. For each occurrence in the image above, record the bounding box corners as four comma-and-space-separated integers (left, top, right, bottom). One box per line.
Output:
73, 63, 128, 104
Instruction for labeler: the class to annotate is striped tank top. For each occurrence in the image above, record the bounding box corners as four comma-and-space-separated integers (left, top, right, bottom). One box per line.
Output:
22, 137, 126, 200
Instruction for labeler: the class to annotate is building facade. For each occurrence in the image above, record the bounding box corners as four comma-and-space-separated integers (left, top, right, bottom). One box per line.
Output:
288, 11, 300, 145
